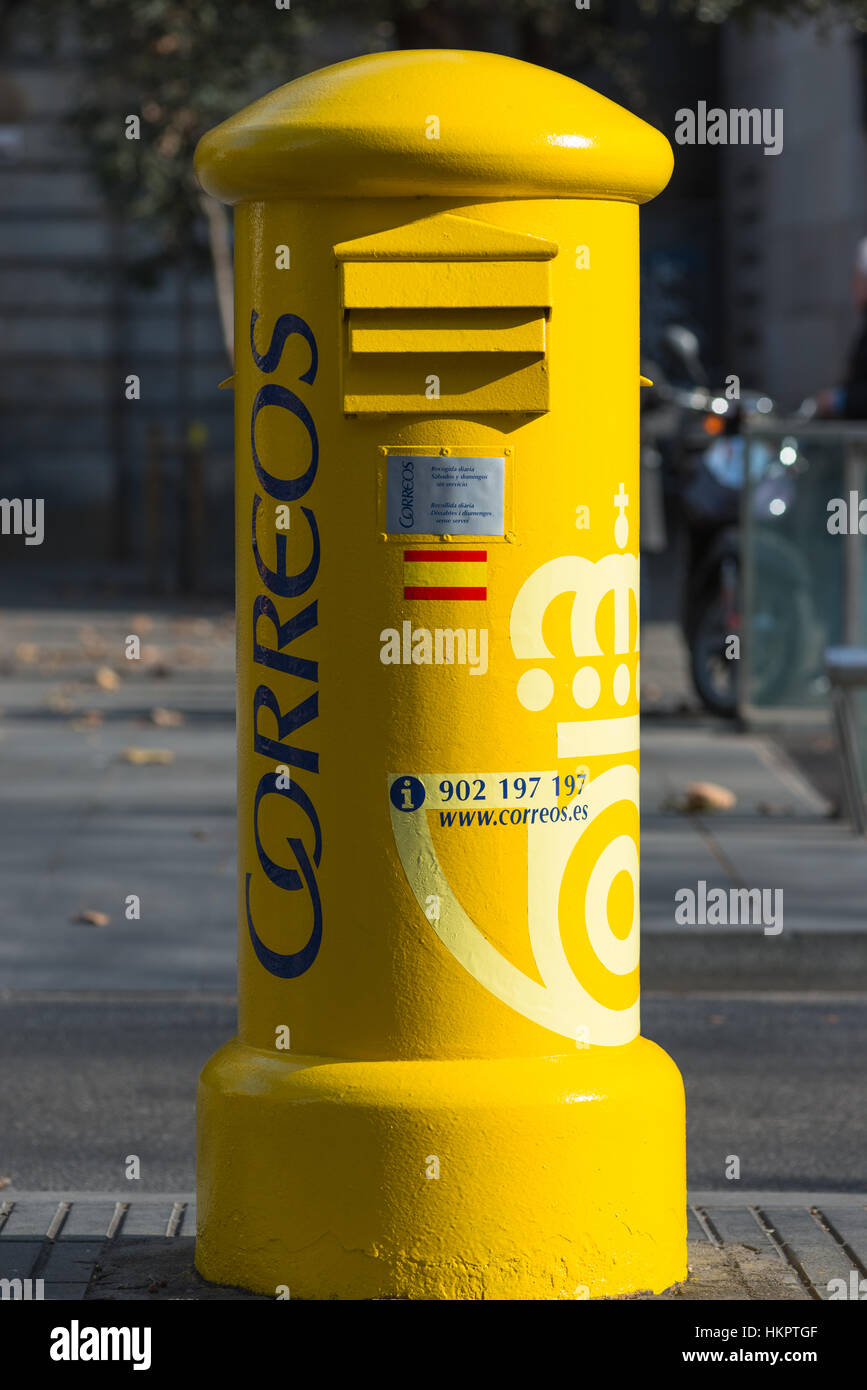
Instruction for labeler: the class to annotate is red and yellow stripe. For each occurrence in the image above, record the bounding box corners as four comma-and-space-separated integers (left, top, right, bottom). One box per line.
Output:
403, 549, 487, 602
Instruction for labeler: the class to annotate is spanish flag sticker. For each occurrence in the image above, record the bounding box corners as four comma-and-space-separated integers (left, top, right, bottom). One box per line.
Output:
403, 549, 487, 602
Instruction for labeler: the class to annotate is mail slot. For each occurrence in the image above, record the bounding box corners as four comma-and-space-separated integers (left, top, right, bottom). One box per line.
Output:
347, 309, 546, 355
337, 213, 554, 413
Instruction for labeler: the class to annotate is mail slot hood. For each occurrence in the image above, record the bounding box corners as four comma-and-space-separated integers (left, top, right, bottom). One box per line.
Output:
335, 212, 557, 415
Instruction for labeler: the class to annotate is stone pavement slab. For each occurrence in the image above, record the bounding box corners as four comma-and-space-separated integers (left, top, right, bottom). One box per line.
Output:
638, 721, 867, 986
641, 726, 830, 819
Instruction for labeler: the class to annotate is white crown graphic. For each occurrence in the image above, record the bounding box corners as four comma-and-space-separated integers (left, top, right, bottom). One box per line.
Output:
510, 486, 639, 759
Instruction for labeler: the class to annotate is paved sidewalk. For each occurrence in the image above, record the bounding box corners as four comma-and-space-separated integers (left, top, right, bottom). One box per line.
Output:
3, 1194, 865, 1300
0, 604, 237, 992
640, 722, 867, 989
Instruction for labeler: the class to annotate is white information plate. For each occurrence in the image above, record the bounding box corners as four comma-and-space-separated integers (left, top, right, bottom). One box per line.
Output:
385, 455, 505, 536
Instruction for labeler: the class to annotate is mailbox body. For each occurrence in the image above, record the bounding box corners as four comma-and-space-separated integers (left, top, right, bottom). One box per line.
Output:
195, 50, 686, 1300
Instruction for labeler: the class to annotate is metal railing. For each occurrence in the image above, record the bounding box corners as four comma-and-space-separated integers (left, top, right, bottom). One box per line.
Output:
741, 418, 867, 829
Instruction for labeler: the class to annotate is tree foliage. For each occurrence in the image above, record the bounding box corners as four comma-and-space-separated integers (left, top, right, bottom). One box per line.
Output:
7, 0, 867, 289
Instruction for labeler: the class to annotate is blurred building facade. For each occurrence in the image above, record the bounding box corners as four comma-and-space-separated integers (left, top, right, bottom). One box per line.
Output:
723, 17, 867, 407
0, 32, 234, 595
0, 9, 862, 591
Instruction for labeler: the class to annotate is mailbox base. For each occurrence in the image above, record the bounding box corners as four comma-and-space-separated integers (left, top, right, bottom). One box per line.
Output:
196, 1035, 686, 1300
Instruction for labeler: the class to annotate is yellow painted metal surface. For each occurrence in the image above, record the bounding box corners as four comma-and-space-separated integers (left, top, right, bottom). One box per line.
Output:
195, 48, 685, 1300
343, 351, 550, 415
195, 48, 673, 203
333, 212, 558, 262
348, 308, 546, 356
340, 258, 552, 310
337, 213, 553, 413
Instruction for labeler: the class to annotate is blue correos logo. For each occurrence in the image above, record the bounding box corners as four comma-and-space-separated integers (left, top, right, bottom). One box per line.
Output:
399, 459, 415, 529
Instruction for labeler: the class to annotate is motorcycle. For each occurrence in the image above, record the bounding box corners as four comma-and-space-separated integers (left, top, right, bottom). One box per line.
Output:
641, 327, 815, 717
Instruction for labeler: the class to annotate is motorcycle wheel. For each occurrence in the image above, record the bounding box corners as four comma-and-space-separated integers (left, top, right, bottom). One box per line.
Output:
690, 594, 739, 717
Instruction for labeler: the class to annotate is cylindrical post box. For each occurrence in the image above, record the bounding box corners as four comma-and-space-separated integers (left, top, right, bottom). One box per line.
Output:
194, 48, 686, 1300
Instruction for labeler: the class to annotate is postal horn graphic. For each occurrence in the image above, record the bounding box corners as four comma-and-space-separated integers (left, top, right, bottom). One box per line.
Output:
390, 506, 641, 1046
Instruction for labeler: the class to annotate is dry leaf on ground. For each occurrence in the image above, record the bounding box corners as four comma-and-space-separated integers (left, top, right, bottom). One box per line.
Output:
684, 781, 736, 812
72, 909, 111, 927
95, 666, 120, 691
149, 707, 183, 727
122, 746, 175, 765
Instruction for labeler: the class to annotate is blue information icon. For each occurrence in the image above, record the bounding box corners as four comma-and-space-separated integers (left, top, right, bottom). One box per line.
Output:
390, 776, 426, 812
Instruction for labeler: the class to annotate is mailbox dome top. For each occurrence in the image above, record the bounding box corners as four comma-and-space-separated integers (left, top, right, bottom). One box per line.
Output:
195, 49, 673, 205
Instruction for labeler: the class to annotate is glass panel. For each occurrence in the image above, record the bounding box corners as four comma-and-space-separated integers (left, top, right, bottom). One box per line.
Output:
855, 688, 867, 794
742, 428, 852, 713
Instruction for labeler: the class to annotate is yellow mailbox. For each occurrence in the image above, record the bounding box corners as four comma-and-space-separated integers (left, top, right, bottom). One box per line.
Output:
194, 47, 685, 1300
